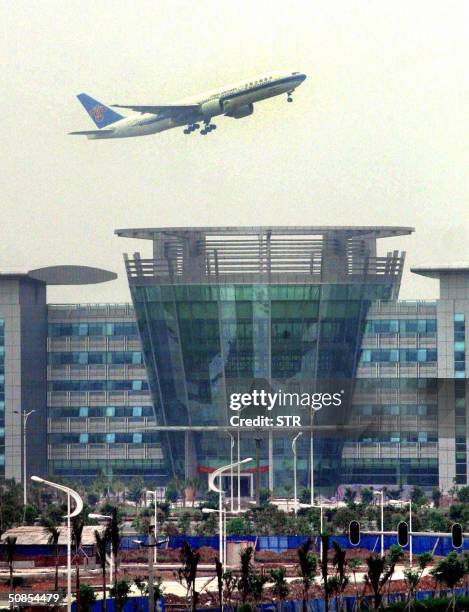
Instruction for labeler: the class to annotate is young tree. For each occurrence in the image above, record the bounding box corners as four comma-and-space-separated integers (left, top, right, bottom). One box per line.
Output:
403, 552, 432, 611
223, 569, 238, 611
270, 567, 290, 612
297, 538, 317, 612
431, 551, 466, 612
44, 522, 61, 593
361, 487, 374, 506
5, 535, 17, 589
250, 572, 268, 609
109, 580, 131, 611
364, 545, 403, 611
79, 584, 97, 612
238, 546, 255, 604
432, 487, 442, 508
176, 541, 200, 612
344, 488, 357, 506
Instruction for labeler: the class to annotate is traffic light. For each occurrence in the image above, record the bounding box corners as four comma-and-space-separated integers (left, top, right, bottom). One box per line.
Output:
452, 523, 463, 548
349, 520, 360, 546
397, 521, 409, 547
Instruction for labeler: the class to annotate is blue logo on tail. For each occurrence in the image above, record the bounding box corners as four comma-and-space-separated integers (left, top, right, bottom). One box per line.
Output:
77, 93, 123, 128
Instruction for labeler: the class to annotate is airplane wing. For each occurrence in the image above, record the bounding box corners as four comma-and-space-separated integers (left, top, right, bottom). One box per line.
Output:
112, 103, 200, 117
69, 129, 114, 136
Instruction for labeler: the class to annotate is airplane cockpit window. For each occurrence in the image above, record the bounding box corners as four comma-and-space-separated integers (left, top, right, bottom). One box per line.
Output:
292, 71, 300, 75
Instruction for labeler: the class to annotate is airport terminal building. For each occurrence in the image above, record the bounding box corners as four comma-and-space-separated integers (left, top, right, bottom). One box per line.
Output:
1, 226, 468, 496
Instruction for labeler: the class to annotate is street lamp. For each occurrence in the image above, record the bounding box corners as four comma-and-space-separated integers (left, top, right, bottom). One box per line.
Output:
89, 513, 114, 583
31, 476, 83, 612
310, 404, 323, 505
145, 490, 159, 565
373, 490, 385, 558
225, 431, 235, 512
132, 525, 157, 612
14, 409, 35, 509
202, 508, 227, 564
292, 432, 303, 515
208, 457, 253, 567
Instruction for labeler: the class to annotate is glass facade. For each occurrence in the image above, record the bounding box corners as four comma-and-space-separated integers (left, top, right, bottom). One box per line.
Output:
131, 281, 393, 492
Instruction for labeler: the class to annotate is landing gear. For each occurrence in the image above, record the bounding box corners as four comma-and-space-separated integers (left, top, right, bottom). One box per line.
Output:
200, 121, 217, 135
183, 123, 200, 134
287, 92, 293, 103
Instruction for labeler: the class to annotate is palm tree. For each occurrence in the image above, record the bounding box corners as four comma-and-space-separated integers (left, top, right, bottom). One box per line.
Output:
331, 542, 349, 612
431, 551, 466, 612
72, 516, 85, 612
5, 535, 17, 589
94, 529, 109, 612
45, 523, 61, 592
297, 538, 317, 612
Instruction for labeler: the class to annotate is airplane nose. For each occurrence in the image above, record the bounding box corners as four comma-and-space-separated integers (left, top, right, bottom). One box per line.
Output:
299, 73, 307, 82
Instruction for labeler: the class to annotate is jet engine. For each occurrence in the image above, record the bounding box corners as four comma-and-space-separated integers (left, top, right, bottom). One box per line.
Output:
225, 103, 254, 119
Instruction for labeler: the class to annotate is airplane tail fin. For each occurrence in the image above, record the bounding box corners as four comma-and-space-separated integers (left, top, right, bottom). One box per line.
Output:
77, 93, 123, 128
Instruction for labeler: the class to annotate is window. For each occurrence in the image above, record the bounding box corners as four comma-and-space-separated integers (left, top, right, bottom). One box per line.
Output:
79, 433, 89, 444
105, 406, 116, 417
105, 433, 115, 444
133, 433, 143, 444
78, 407, 88, 417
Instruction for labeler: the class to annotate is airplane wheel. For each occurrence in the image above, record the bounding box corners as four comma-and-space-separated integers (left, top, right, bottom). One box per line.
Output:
287, 97, 293, 103
200, 129, 207, 135
184, 129, 190, 134
210, 124, 217, 130
194, 123, 200, 129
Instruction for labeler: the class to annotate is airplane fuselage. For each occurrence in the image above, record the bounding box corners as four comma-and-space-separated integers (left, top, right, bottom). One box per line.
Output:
85, 71, 306, 139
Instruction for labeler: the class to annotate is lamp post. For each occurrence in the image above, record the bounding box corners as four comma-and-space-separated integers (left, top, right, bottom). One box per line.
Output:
132, 528, 157, 612
145, 490, 159, 565
89, 513, 114, 583
208, 458, 253, 567
310, 405, 322, 505
374, 490, 385, 558
14, 409, 35, 509
292, 432, 303, 515
225, 431, 235, 512
31, 476, 83, 612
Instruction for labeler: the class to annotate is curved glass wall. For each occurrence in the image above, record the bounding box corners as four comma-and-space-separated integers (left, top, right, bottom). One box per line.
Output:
130, 282, 394, 493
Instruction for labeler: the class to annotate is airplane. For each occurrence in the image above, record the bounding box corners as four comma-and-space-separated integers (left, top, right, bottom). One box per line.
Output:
69, 70, 306, 139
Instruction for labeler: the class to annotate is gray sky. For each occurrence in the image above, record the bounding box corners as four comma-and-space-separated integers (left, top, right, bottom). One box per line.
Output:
1, 0, 468, 303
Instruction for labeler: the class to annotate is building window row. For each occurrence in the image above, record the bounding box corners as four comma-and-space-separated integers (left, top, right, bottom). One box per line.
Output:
48, 322, 138, 337
354, 404, 437, 416
48, 380, 148, 392
48, 351, 143, 366
365, 319, 437, 335
49, 405, 154, 418
360, 349, 437, 363
359, 431, 437, 443
50, 432, 160, 444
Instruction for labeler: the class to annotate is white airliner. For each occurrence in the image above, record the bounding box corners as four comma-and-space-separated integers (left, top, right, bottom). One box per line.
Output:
70, 70, 306, 139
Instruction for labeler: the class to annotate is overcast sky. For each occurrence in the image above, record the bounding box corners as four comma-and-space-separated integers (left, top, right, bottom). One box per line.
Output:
1, 0, 468, 303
